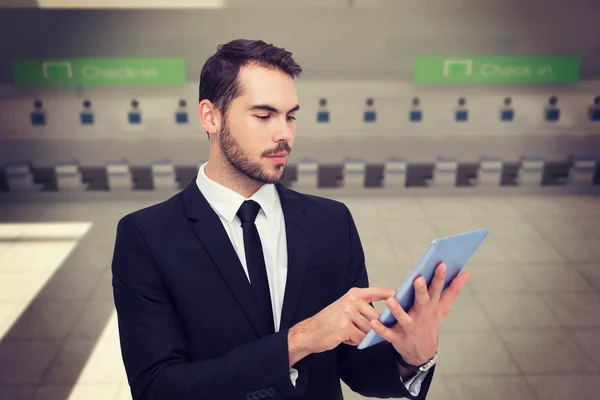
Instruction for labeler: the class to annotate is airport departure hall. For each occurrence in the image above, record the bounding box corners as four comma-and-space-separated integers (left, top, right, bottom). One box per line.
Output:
1, 2, 600, 400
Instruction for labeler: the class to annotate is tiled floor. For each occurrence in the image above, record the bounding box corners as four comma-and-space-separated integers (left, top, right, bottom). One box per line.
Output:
0, 193, 599, 400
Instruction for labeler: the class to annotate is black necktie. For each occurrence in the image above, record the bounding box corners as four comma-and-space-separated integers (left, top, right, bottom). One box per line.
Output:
236, 200, 275, 334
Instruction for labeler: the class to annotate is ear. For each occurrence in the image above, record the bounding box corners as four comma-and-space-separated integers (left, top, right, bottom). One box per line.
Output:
198, 99, 221, 137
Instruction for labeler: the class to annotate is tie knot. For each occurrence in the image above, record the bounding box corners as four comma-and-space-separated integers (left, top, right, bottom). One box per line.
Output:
237, 200, 261, 224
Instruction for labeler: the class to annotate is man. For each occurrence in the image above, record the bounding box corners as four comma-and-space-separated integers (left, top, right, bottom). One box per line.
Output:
112, 39, 469, 400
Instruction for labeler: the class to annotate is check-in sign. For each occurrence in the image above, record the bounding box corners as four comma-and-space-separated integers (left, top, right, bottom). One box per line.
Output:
414, 56, 581, 83
12, 57, 187, 86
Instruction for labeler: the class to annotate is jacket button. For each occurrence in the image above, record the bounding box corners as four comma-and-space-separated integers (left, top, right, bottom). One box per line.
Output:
252, 391, 261, 400
267, 387, 276, 397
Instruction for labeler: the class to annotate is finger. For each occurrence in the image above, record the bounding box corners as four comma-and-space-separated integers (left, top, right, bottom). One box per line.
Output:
370, 319, 398, 344
386, 297, 413, 332
355, 286, 397, 303
413, 276, 430, 307
346, 325, 367, 346
439, 271, 470, 316
428, 263, 447, 300
351, 308, 377, 334
356, 301, 381, 324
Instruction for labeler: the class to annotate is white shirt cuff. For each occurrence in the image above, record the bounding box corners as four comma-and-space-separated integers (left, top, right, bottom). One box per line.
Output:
289, 367, 299, 387
399, 359, 436, 396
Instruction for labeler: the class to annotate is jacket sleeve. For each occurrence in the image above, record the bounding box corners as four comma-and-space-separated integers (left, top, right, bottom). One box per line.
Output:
336, 205, 436, 400
111, 216, 307, 400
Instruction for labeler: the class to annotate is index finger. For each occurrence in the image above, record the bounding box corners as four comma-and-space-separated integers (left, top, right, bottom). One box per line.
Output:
356, 286, 397, 303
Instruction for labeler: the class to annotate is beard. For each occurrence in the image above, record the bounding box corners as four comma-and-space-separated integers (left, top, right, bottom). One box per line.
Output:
218, 123, 291, 185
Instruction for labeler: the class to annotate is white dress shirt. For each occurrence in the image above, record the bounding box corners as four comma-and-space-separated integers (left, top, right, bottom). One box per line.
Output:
195, 162, 431, 396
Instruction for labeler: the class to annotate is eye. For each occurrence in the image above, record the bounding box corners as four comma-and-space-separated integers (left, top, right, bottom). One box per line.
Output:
287, 116, 296, 121
255, 115, 271, 121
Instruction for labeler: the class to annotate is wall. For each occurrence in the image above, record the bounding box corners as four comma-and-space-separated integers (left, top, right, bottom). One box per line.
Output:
1, 81, 599, 165
1, 6, 599, 167
2, 7, 600, 82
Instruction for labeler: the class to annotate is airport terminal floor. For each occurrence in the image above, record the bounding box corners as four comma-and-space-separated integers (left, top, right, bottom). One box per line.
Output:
0, 191, 599, 400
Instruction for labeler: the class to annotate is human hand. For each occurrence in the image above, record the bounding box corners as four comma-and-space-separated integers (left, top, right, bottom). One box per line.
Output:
369, 262, 470, 366
289, 286, 395, 357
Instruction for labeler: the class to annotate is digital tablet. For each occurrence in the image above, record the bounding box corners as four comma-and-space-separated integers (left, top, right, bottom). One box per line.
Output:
357, 228, 488, 350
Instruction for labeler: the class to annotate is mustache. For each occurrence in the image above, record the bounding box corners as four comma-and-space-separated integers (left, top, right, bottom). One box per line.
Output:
263, 141, 292, 157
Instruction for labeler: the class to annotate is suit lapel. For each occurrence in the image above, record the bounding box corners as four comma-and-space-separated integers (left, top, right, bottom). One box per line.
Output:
182, 182, 271, 338
276, 184, 312, 331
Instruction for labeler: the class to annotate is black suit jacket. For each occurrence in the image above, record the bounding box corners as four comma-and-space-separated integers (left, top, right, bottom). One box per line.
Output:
111, 181, 435, 400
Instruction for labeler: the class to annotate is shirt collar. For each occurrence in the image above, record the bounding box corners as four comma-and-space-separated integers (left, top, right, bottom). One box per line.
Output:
195, 162, 277, 224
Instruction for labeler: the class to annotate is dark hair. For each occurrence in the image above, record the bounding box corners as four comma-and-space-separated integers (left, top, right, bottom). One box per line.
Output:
199, 39, 303, 137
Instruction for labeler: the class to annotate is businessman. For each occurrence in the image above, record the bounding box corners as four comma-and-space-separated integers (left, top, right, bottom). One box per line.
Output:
112, 39, 470, 400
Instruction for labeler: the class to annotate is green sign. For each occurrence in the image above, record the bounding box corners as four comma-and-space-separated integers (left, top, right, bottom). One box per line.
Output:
414, 56, 581, 84
12, 57, 186, 86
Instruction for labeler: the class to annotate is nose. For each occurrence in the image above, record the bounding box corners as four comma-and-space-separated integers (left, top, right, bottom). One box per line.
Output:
272, 117, 295, 142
